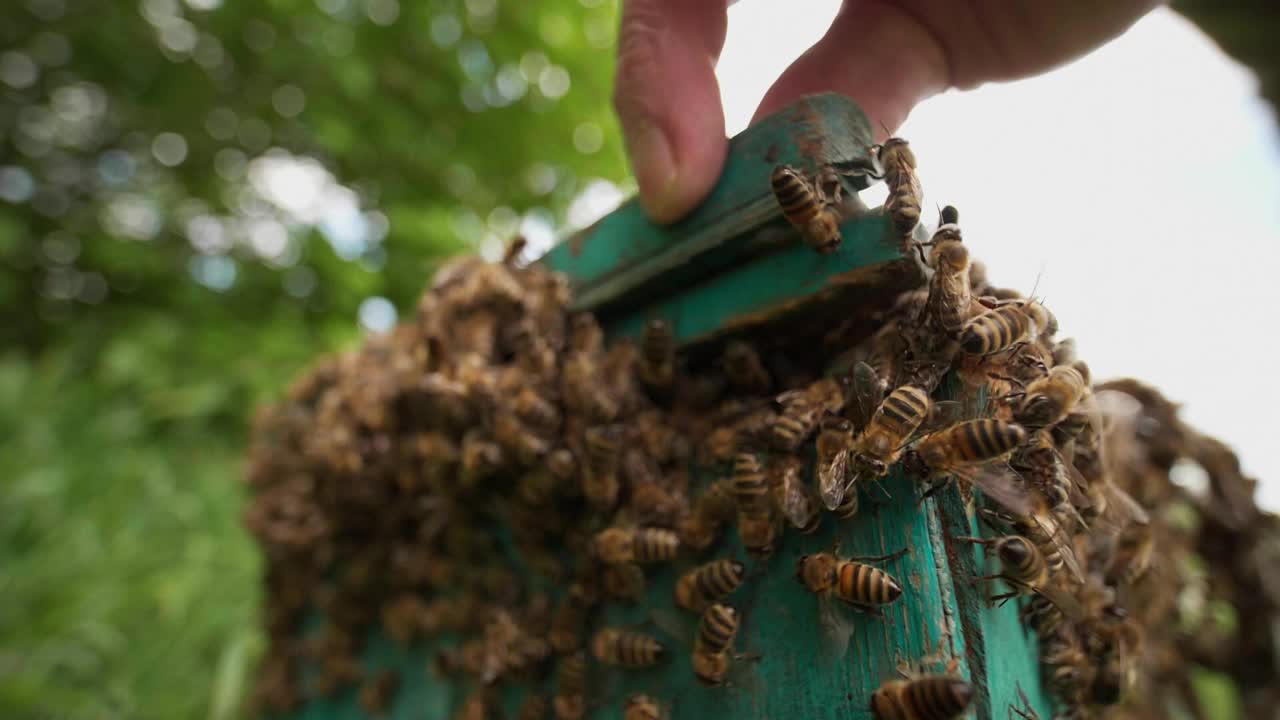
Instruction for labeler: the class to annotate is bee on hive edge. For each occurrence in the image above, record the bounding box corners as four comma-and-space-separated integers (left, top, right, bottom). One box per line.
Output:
959, 300, 1053, 356
674, 557, 747, 613
592, 526, 680, 565
872, 137, 924, 244
692, 603, 742, 686
903, 418, 1033, 516
590, 628, 665, 667
770, 164, 844, 253
732, 451, 778, 557
954, 533, 1083, 618
870, 672, 974, 720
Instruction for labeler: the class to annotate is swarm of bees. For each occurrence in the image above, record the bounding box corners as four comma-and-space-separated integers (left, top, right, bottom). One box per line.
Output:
245, 140, 1279, 720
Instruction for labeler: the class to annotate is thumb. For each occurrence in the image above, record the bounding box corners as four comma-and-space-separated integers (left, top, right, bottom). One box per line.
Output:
614, 0, 730, 224
752, 1, 949, 135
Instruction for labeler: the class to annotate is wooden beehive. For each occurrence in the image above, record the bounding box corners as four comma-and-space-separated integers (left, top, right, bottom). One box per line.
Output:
283, 94, 1052, 720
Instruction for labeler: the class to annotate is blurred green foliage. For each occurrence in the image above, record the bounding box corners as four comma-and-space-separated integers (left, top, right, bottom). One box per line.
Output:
0, 0, 626, 717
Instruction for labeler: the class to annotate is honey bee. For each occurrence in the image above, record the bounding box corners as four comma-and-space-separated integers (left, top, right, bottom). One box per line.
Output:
1010, 429, 1087, 517
674, 558, 747, 613
814, 416, 856, 513
904, 419, 1033, 515
836, 384, 950, 510
592, 526, 680, 565
797, 548, 906, 616
602, 562, 646, 601
692, 603, 741, 686
562, 318, 618, 424
922, 209, 972, 335
492, 410, 549, 466
1041, 635, 1093, 707
1020, 594, 1066, 640
770, 164, 843, 253
553, 651, 587, 720
956, 534, 1082, 617
771, 376, 847, 451
590, 628, 666, 667
548, 582, 596, 654
638, 318, 676, 392
582, 425, 623, 509
546, 447, 578, 483
512, 386, 560, 434
873, 137, 923, 242
723, 340, 772, 395
358, 670, 399, 717
1105, 524, 1154, 588
732, 451, 777, 557
679, 478, 737, 552
461, 431, 505, 481
623, 449, 685, 527
1014, 363, 1090, 429
959, 300, 1052, 356
981, 498, 1085, 586
833, 553, 906, 612
771, 453, 823, 533
870, 673, 974, 720
623, 694, 663, 720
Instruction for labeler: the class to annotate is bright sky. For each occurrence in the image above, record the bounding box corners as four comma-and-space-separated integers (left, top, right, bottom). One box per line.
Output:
717, 3, 1280, 509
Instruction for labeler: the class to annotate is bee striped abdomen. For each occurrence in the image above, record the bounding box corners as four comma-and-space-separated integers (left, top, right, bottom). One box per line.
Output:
632, 528, 679, 563
695, 604, 739, 656
833, 489, 859, 519
836, 562, 903, 606
959, 419, 1024, 462
732, 453, 769, 510
878, 385, 930, 433
771, 166, 824, 223
907, 677, 974, 719
961, 305, 1028, 355
675, 559, 745, 612
591, 629, 664, 667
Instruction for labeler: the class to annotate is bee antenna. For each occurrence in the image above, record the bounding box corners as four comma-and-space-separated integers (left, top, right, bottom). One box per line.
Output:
1027, 267, 1045, 302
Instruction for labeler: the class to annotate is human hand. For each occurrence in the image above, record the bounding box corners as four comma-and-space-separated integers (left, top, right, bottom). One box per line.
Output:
613, 0, 1163, 223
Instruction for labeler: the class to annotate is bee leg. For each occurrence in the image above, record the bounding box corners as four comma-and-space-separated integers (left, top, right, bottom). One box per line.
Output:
993, 593, 1020, 607
848, 548, 910, 565
917, 477, 953, 506
912, 241, 931, 266
847, 602, 886, 619
953, 536, 994, 546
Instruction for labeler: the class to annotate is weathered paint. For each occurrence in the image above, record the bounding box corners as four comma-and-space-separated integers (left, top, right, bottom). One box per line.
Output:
281, 94, 1055, 720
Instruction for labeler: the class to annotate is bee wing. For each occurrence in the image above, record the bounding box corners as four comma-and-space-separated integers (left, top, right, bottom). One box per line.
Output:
1026, 582, 1085, 622
1029, 509, 1086, 585
818, 449, 852, 511
960, 464, 1034, 518
649, 607, 696, 646
919, 400, 966, 436
782, 467, 821, 529
1092, 482, 1151, 540
817, 596, 855, 662
1105, 483, 1150, 526
847, 361, 885, 430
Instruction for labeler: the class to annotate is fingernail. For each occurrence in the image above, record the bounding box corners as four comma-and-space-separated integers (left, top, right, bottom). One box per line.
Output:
624, 120, 681, 223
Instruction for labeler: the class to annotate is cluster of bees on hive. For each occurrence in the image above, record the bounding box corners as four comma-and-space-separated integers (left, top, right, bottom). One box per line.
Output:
245, 135, 1280, 720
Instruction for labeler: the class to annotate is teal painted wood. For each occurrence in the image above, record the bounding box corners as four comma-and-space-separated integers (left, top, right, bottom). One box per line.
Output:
544, 93, 878, 318
280, 94, 1055, 720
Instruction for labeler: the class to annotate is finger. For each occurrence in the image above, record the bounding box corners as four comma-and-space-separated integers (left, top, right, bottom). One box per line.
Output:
752, 1, 949, 136
614, 0, 730, 224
